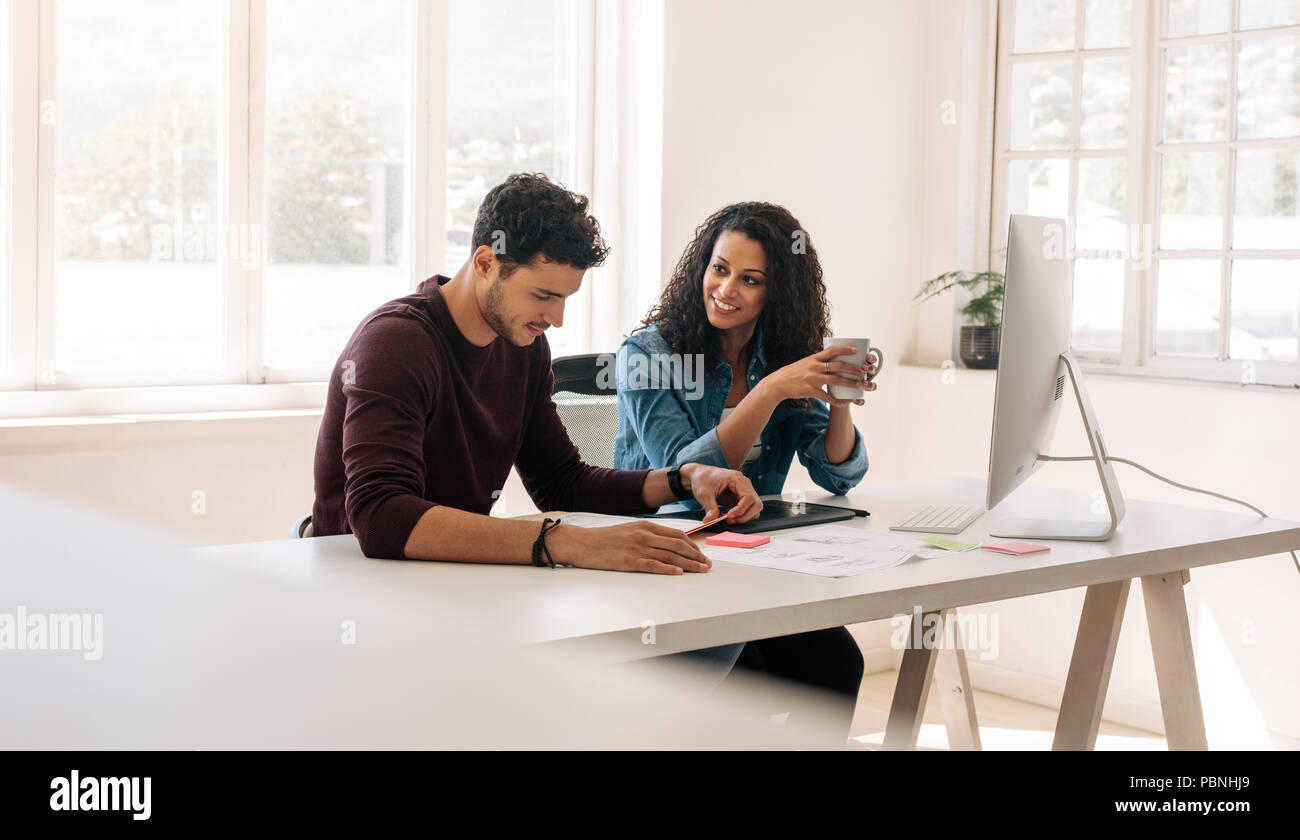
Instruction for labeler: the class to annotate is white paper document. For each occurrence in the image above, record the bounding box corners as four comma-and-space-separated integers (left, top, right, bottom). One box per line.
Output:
704, 541, 912, 577
703, 524, 938, 578
777, 524, 955, 561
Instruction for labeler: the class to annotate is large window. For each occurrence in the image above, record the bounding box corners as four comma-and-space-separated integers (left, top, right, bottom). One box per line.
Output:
992, 0, 1300, 386
1, 0, 593, 399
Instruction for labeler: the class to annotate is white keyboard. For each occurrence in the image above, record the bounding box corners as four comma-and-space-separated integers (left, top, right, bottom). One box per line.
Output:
889, 504, 985, 535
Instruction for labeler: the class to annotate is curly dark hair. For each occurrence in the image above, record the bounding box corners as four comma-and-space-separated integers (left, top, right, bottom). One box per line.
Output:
640, 201, 830, 409
471, 172, 610, 278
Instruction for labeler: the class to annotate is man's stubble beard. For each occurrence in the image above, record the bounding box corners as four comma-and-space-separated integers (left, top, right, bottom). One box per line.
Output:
481, 277, 524, 346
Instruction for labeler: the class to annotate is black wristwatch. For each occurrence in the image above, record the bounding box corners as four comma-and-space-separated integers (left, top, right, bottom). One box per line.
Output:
666, 465, 692, 501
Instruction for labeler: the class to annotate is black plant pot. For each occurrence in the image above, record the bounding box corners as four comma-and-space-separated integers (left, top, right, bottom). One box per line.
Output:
959, 325, 1001, 369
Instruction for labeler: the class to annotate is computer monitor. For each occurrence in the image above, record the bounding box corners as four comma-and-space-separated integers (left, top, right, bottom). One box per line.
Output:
985, 214, 1125, 541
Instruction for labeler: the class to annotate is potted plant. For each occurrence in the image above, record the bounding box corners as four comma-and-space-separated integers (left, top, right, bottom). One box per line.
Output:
914, 268, 1004, 369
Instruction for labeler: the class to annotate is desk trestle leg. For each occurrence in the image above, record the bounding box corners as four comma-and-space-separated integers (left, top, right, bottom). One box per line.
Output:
1141, 569, 1208, 750
1054, 578, 1131, 750
884, 608, 981, 750
934, 627, 982, 750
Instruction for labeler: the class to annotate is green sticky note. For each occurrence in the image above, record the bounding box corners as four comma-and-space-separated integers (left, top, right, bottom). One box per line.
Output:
921, 536, 977, 552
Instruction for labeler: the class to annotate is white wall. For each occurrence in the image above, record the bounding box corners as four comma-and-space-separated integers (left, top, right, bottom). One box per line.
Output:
660, 0, 927, 354
0, 413, 320, 546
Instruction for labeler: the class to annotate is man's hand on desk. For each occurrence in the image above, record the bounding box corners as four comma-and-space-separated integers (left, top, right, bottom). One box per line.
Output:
547, 463, 761, 576
400, 462, 761, 574
679, 462, 763, 524
549, 520, 714, 576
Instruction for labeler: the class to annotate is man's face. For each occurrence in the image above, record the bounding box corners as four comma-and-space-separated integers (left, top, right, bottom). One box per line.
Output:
479, 253, 585, 347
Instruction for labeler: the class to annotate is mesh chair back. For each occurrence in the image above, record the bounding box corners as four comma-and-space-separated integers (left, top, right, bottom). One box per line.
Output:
551, 353, 619, 469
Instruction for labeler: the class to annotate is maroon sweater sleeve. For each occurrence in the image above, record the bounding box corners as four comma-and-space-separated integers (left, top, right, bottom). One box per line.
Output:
340, 315, 440, 559
514, 344, 652, 514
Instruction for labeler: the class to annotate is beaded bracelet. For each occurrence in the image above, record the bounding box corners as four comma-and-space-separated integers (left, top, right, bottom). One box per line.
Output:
531, 518, 562, 569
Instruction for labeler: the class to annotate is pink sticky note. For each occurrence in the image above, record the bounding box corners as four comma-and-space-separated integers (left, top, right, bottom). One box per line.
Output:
705, 532, 771, 549
981, 540, 1050, 555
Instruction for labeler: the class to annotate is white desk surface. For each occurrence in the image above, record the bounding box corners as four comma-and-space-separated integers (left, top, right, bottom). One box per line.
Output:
5, 476, 1297, 748
184, 476, 1300, 660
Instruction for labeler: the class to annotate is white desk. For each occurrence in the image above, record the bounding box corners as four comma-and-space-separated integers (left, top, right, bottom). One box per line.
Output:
201, 476, 1300, 749
5, 477, 1296, 749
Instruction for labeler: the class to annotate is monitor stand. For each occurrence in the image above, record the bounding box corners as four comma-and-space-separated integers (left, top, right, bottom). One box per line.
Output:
988, 351, 1126, 541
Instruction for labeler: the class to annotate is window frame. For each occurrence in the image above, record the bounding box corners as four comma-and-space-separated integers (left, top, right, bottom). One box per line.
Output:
990, 0, 1300, 389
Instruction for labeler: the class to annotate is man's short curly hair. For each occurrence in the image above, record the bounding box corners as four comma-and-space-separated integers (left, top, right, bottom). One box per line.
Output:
471, 172, 610, 278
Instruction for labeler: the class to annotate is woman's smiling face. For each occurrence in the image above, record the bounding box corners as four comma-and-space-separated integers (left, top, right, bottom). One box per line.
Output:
701, 230, 768, 332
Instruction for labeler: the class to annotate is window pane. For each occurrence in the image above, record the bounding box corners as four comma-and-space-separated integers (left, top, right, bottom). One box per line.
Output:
1237, 35, 1300, 140
1160, 151, 1224, 249
446, 0, 578, 269
1076, 157, 1127, 252
1071, 259, 1125, 352
1084, 0, 1131, 48
55, 0, 224, 374
1080, 57, 1129, 148
1239, 0, 1300, 30
1009, 60, 1074, 150
1163, 43, 1228, 143
1230, 260, 1299, 362
264, 0, 411, 370
1165, 0, 1230, 37
1007, 159, 1070, 218
1234, 148, 1300, 249
1155, 259, 1221, 356
1013, 0, 1076, 52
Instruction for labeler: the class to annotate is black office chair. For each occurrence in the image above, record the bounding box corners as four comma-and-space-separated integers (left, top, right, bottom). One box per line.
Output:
551, 353, 619, 469
291, 514, 313, 539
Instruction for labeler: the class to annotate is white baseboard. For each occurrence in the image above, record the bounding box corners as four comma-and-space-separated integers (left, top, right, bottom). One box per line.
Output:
963, 659, 1165, 734
860, 646, 899, 675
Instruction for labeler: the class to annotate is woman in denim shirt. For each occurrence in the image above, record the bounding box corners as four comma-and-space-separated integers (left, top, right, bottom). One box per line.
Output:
615, 202, 878, 739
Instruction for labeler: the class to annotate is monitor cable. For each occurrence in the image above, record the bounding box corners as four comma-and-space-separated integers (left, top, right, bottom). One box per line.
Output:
1043, 454, 1300, 576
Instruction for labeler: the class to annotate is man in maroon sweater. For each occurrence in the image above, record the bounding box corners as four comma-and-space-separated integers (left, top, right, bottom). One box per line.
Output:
313, 173, 761, 571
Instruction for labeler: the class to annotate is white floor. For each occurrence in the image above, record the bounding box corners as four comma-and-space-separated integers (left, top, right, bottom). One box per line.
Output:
847, 669, 1168, 750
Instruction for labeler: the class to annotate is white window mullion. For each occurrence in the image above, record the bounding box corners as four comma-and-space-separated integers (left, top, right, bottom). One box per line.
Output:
33, 0, 55, 391
228, 1, 252, 384
1123, 0, 1154, 367
1064, 3, 1083, 361
988, 0, 1014, 264
567, 0, 596, 353
1144, 2, 1170, 367
4, 0, 38, 390
245, 0, 266, 383
589, 0, 628, 354
424, 0, 449, 282
1219, 0, 1240, 362
411, 0, 435, 289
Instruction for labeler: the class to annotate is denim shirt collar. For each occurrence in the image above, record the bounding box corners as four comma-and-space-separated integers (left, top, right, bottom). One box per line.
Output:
713, 322, 767, 375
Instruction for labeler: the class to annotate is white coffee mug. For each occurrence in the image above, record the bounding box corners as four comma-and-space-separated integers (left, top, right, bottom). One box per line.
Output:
822, 337, 884, 400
